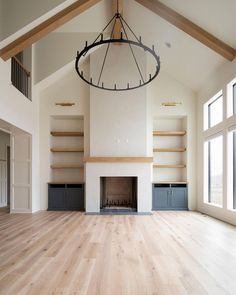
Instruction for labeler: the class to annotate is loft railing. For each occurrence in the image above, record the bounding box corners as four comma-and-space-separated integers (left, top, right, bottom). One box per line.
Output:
11, 56, 31, 99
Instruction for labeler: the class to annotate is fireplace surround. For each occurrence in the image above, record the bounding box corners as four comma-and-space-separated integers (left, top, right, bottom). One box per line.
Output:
85, 158, 152, 213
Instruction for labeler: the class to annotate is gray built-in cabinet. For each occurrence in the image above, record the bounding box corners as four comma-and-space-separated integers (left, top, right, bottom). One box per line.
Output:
152, 183, 188, 210
48, 183, 84, 211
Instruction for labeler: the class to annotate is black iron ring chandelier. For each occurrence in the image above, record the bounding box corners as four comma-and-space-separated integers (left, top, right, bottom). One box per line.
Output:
75, 10, 160, 91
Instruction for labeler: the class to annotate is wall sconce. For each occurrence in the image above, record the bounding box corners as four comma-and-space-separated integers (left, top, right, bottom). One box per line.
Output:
161, 102, 182, 107
55, 102, 75, 107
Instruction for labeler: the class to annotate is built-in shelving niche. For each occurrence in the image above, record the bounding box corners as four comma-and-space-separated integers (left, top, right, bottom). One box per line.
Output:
50, 115, 84, 184
153, 117, 187, 183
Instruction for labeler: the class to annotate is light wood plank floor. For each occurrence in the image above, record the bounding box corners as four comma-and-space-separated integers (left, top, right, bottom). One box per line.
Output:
0, 211, 236, 295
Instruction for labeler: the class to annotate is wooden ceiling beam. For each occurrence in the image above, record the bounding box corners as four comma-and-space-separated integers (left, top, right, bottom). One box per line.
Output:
0, 0, 101, 61
134, 0, 236, 61
113, 0, 123, 41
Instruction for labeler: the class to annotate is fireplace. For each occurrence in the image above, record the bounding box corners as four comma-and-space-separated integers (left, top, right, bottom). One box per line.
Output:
100, 177, 137, 212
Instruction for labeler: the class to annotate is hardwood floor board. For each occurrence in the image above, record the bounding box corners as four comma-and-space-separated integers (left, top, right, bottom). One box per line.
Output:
0, 211, 236, 294
155, 213, 232, 295
0, 212, 77, 279
159, 212, 236, 279
0, 212, 63, 255
5, 257, 54, 295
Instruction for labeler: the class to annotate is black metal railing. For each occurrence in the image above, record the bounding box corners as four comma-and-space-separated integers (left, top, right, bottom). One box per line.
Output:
11, 56, 30, 99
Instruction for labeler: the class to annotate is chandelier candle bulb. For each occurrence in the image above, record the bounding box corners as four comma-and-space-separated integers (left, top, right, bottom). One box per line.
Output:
149, 74, 152, 80
101, 34, 103, 41
81, 71, 83, 77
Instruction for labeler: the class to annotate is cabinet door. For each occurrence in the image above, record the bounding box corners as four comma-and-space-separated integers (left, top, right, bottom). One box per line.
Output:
153, 187, 169, 210
170, 188, 187, 209
66, 188, 84, 210
48, 188, 65, 209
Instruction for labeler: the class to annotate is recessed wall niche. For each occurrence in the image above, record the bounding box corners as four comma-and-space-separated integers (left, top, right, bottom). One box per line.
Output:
50, 115, 84, 184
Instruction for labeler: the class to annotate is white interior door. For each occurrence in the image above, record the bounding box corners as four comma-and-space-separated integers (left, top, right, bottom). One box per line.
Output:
11, 133, 32, 213
0, 161, 7, 207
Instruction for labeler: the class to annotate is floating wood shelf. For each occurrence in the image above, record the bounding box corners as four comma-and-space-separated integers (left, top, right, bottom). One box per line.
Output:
84, 157, 153, 163
153, 131, 186, 136
50, 148, 84, 153
153, 148, 186, 152
50, 131, 84, 137
153, 164, 186, 168
50, 164, 84, 169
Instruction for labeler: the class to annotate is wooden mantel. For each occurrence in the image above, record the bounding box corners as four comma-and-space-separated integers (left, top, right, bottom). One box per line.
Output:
84, 157, 153, 163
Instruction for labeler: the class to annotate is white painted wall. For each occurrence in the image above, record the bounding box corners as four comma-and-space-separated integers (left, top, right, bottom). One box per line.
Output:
0, 54, 40, 213
197, 58, 236, 225
34, 32, 96, 83
0, 0, 65, 41
0, 1, 3, 40
37, 61, 90, 210
147, 70, 197, 210
0, 59, 34, 133
90, 45, 148, 156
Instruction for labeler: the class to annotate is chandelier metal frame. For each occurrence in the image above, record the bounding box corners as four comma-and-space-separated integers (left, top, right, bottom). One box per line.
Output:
75, 11, 160, 91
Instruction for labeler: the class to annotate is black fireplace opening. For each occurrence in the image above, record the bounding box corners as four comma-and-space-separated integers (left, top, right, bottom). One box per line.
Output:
100, 177, 137, 212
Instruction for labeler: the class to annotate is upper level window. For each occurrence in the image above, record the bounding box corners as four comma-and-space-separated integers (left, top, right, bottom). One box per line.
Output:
204, 91, 223, 130
227, 77, 236, 117
233, 83, 236, 114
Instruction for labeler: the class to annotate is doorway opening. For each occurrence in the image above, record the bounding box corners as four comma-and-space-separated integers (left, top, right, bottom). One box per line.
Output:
0, 130, 10, 212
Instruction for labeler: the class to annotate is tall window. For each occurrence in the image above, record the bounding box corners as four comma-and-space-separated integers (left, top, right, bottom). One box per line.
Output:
233, 131, 236, 209
228, 129, 236, 210
208, 94, 223, 128
227, 78, 236, 117
206, 136, 223, 206
204, 90, 223, 130
233, 83, 236, 114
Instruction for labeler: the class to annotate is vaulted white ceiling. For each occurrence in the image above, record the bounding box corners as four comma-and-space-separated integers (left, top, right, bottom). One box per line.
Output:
53, 0, 236, 91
